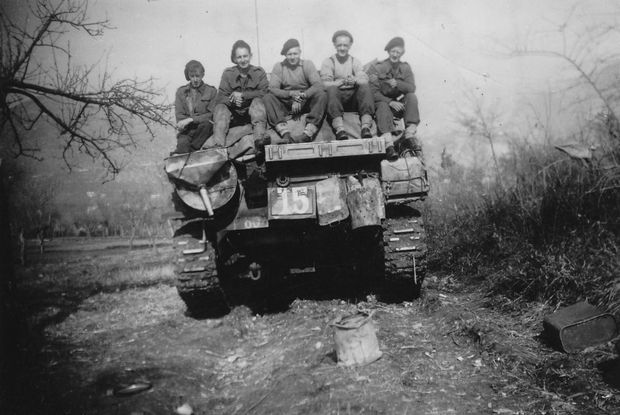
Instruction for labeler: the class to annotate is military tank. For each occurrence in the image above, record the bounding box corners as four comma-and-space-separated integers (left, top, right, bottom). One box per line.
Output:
164, 118, 429, 316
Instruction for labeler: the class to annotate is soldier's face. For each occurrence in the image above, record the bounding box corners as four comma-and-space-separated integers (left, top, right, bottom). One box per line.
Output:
234, 48, 252, 69
333, 36, 351, 58
388, 46, 404, 63
285, 47, 301, 66
188, 71, 204, 88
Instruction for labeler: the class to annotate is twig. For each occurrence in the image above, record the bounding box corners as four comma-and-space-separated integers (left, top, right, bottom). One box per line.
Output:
203, 349, 225, 359
240, 389, 273, 415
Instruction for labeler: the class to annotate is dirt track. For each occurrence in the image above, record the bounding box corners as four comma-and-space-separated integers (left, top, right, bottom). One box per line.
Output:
3, 240, 619, 414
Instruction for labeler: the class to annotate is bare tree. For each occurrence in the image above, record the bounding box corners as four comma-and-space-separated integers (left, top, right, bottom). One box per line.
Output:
508, 2, 620, 192
0, 0, 173, 358
455, 88, 506, 191
1, 0, 173, 175
509, 2, 620, 133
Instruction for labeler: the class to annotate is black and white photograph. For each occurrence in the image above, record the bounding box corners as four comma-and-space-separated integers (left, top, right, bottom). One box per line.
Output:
1, 0, 619, 413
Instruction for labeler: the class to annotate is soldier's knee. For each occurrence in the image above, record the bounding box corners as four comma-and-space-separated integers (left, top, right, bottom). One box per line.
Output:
404, 92, 418, 104
249, 98, 266, 120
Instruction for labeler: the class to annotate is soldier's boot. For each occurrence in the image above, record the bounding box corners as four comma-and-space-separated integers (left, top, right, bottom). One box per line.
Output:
381, 132, 398, 161
292, 123, 318, 143
275, 122, 293, 144
252, 121, 269, 163
402, 123, 423, 158
332, 116, 348, 140
360, 114, 373, 138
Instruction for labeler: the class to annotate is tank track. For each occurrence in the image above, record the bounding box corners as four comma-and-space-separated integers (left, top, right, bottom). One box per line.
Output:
173, 222, 229, 317
382, 203, 427, 300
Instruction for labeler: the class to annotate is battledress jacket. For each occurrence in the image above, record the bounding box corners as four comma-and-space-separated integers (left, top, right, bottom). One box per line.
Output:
368, 58, 416, 102
215, 65, 269, 108
174, 82, 217, 123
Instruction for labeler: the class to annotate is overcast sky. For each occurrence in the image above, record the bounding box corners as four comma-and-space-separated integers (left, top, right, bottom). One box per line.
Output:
6, 0, 620, 160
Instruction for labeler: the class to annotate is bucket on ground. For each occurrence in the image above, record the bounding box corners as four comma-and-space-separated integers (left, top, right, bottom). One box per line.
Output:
330, 311, 382, 366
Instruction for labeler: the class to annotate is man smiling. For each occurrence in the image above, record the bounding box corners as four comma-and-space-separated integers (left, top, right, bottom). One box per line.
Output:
320, 30, 374, 140
263, 38, 326, 143
212, 40, 269, 158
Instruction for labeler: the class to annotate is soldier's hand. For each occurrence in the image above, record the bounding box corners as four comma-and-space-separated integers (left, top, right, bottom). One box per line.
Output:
290, 90, 303, 102
231, 91, 244, 106
387, 78, 398, 88
291, 101, 302, 114
389, 101, 405, 113
368, 73, 378, 83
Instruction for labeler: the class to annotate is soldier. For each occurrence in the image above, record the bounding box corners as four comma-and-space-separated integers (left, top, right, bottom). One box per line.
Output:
320, 30, 374, 140
212, 40, 269, 158
367, 37, 421, 160
263, 38, 327, 143
173, 60, 217, 154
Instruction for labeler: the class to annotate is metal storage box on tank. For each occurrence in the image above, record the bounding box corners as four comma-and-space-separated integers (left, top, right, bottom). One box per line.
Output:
543, 302, 617, 353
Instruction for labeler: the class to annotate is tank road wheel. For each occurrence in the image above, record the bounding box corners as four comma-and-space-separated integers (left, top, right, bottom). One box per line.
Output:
382, 204, 427, 301
173, 221, 230, 317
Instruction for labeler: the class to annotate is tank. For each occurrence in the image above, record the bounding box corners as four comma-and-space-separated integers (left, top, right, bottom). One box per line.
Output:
164, 115, 429, 316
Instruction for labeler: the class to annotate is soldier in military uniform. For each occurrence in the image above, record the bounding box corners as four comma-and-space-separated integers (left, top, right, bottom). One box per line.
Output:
174, 60, 217, 153
212, 40, 269, 158
368, 37, 421, 160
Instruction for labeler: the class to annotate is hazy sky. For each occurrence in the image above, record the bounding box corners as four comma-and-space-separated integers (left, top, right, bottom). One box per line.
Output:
6, 0, 620, 159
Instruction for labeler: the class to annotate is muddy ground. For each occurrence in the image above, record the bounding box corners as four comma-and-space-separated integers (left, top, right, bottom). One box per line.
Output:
1, 239, 619, 415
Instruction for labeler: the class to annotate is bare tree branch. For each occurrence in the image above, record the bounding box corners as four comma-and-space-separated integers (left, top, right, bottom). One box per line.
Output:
0, 0, 173, 176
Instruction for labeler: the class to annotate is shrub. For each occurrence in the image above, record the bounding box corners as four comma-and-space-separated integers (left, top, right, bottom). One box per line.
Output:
426, 134, 620, 314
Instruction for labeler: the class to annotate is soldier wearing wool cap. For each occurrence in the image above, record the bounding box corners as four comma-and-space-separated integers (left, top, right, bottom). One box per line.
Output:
263, 38, 327, 143
367, 36, 422, 160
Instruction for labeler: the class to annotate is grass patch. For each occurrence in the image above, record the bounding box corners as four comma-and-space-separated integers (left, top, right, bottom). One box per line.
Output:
427, 132, 620, 314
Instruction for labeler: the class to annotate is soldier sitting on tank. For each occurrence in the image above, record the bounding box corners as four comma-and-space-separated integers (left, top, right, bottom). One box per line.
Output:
211, 40, 270, 159
367, 37, 421, 160
263, 38, 327, 143
173, 60, 218, 154
320, 30, 374, 140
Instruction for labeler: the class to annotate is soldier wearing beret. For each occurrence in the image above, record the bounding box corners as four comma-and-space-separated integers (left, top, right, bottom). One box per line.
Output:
263, 38, 327, 143
367, 37, 421, 160
212, 40, 269, 158
173, 60, 217, 153
320, 30, 374, 140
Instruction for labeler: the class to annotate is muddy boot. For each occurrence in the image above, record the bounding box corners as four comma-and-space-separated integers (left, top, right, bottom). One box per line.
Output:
275, 122, 293, 144
293, 123, 318, 143
254, 134, 271, 164
385, 145, 398, 161
403, 124, 423, 158
335, 130, 349, 140
360, 114, 373, 138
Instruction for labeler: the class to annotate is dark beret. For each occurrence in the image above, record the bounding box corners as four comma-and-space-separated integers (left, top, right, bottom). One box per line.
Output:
230, 40, 252, 63
332, 30, 353, 43
384, 37, 405, 51
281, 38, 300, 55
184, 60, 204, 81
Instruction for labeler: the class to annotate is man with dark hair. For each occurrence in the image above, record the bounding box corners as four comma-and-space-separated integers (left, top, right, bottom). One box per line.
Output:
320, 30, 374, 140
173, 59, 217, 153
212, 40, 269, 158
368, 37, 421, 160
263, 38, 326, 143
